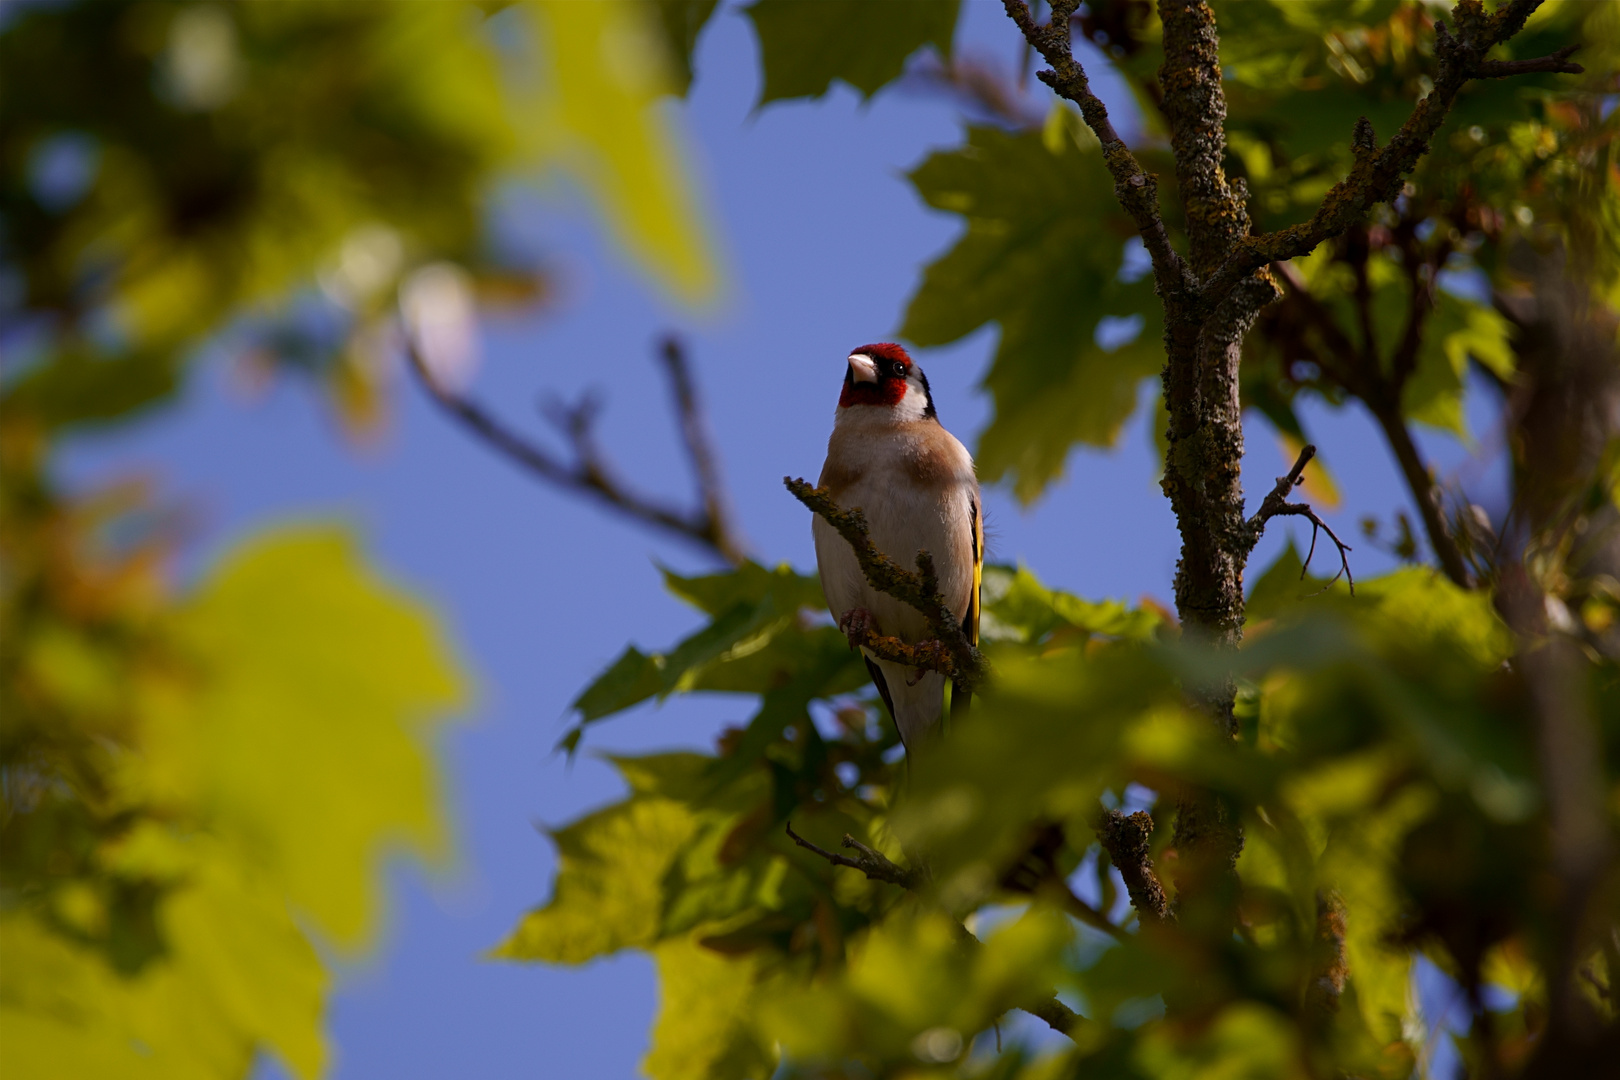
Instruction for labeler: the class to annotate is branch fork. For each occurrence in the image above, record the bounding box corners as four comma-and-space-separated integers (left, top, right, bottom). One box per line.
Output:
1245, 444, 1355, 593
406, 333, 747, 564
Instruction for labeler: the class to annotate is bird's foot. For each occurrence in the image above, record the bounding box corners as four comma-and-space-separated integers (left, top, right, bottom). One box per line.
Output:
838, 607, 879, 645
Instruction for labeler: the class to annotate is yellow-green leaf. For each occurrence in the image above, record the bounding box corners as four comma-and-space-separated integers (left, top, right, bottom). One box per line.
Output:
645, 936, 772, 1080
527, 0, 718, 304
137, 529, 467, 949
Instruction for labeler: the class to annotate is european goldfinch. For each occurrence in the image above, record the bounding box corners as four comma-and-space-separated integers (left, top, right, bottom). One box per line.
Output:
812, 343, 982, 749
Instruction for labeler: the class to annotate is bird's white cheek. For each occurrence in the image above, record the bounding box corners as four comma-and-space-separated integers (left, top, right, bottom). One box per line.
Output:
892, 383, 929, 423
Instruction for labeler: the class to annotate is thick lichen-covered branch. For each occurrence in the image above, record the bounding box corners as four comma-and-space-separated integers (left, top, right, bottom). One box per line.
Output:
1158, 0, 1245, 277
1202, 0, 1579, 306
784, 477, 986, 691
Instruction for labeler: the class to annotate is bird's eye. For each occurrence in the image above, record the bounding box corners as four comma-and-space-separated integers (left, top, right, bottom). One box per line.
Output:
891, 361, 907, 377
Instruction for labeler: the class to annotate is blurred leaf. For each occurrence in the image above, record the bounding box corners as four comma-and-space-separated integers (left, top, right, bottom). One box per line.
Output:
645, 935, 772, 1080
0, 348, 183, 433
1, 866, 324, 1080
147, 528, 467, 948
902, 124, 1162, 502
980, 564, 1164, 645
745, 0, 959, 104
759, 906, 1072, 1064
1403, 291, 1515, 435
0, 523, 465, 1079
647, 0, 721, 96
1132, 1002, 1303, 1080
529, 1, 718, 304
897, 646, 1179, 896
1245, 539, 1348, 623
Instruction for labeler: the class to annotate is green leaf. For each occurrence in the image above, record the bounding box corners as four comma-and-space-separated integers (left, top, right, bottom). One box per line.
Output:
154, 528, 468, 949
561, 563, 864, 751
495, 788, 701, 963
529, 0, 719, 304
569, 646, 665, 725
1, 525, 466, 1080
902, 124, 1163, 502
645, 936, 772, 1080
980, 564, 1164, 645
1403, 292, 1515, 435
744, 0, 959, 104
662, 560, 827, 616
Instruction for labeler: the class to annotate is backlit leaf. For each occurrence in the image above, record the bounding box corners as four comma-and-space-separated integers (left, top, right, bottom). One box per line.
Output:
528, 0, 718, 304
902, 123, 1163, 502
745, 0, 959, 104
644, 936, 772, 1080
148, 528, 467, 948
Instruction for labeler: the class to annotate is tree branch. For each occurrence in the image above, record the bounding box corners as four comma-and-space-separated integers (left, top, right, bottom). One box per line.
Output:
1305, 890, 1349, 1015
1269, 259, 1370, 394
1000, 0, 1194, 299
1244, 443, 1355, 592
1096, 809, 1173, 925
784, 822, 1085, 1040
406, 334, 747, 565
784, 478, 986, 690
1203, 0, 1570, 306
1369, 402, 1475, 588
1474, 43, 1582, 78
1158, 0, 1245, 277
785, 821, 920, 889
657, 337, 747, 565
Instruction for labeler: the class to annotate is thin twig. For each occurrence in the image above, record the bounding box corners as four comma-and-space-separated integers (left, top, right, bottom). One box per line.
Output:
785, 821, 920, 889
1053, 879, 1129, 942
406, 334, 747, 564
1000, 0, 1194, 299
1244, 444, 1355, 593
784, 822, 1085, 1041
1474, 43, 1582, 78
784, 478, 986, 690
657, 336, 747, 564
1202, 0, 1572, 308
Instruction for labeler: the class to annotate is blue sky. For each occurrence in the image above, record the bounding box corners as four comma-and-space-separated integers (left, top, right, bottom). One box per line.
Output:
60, 2, 1501, 1076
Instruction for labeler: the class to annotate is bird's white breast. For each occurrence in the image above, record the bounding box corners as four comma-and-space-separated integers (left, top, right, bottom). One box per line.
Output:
813, 406, 978, 642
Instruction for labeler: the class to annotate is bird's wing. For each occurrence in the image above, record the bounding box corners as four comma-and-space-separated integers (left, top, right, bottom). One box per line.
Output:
951, 493, 982, 721
864, 656, 900, 742
967, 493, 981, 649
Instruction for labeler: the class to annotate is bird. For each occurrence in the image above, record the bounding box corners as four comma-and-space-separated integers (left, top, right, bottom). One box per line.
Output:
811, 342, 982, 750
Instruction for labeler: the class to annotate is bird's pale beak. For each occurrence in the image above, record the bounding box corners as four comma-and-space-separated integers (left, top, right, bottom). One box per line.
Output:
847, 354, 878, 383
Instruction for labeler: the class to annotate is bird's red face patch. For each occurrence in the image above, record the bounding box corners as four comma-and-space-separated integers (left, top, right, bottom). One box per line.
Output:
839, 342, 912, 409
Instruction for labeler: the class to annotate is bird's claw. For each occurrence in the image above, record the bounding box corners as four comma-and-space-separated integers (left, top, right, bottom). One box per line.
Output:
838, 607, 878, 645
